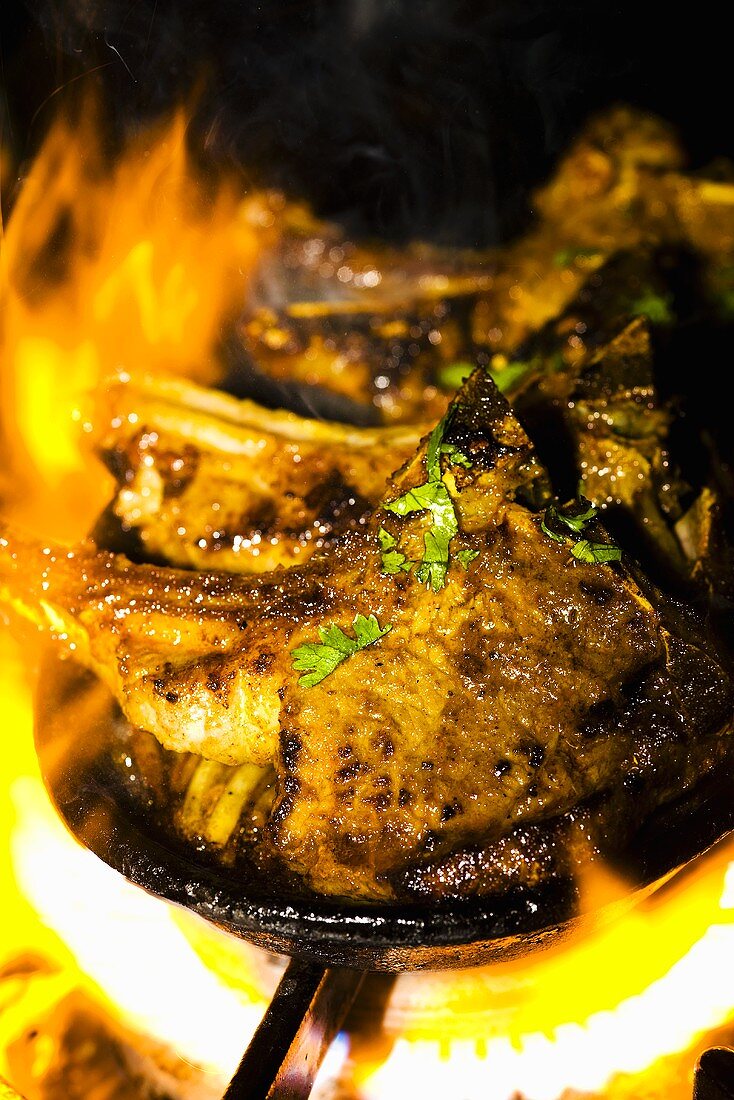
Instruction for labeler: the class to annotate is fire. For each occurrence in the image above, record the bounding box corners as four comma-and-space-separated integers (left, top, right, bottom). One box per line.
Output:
1, 101, 734, 1099
0, 632, 281, 1093
356, 850, 734, 1099
0, 101, 275, 541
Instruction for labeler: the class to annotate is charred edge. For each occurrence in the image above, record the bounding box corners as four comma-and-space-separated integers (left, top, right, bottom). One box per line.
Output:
253, 651, 275, 674
303, 469, 371, 532
521, 741, 546, 767
281, 733, 302, 773
336, 761, 364, 783
442, 423, 525, 471
160, 445, 200, 499
579, 580, 616, 606
152, 678, 178, 704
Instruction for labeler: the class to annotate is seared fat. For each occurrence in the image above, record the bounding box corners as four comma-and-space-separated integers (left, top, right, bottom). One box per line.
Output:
97, 372, 422, 573
2, 370, 731, 900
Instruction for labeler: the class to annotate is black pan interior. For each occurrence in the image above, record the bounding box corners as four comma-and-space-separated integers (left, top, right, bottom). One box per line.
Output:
33, 656, 734, 972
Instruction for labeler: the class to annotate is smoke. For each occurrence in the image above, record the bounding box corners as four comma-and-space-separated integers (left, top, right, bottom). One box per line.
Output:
1, 0, 728, 246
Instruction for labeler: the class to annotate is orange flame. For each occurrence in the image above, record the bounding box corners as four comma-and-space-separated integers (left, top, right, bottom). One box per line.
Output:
0, 102, 276, 540
355, 851, 734, 1099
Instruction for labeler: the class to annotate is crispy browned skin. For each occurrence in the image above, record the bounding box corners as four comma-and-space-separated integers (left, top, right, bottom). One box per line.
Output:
271, 375, 733, 899
97, 372, 423, 573
0, 525, 299, 764
2, 370, 731, 903
239, 304, 457, 427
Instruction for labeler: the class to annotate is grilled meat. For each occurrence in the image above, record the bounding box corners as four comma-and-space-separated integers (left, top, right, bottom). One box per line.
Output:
237, 108, 734, 427
2, 370, 732, 901
97, 372, 422, 573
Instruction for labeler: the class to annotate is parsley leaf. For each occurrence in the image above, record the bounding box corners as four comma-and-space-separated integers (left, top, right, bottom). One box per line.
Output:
425, 411, 452, 481
487, 358, 535, 395
456, 548, 480, 569
384, 480, 447, 518
386, 481, 458, 593
292, 613, 392, 688
540, 516, 566, 544
542, 500, 598, 541
381, 406, 476, 591
381, 550, 413, 574
571, 539, 622, 564
540, 499, 621, 566
441, 442, 471, 468
437, 361, 474, 390
437, 356, 534, 398
352, 613, 392, 648
378, 527, 413, 574
553, 502, 598, 534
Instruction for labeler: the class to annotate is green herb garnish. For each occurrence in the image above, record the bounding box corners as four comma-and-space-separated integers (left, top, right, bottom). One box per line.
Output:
291, 613, 393, 688
378, 527, 413, 575
487, 359, 534, 395
553, 502, 598, 534
570, 539, 623, 564
541, 499, 621, 565
552, 246, 602, 268
456, 547, 480, 569
630, 291, 674, 326
438, 356, 535, 398
440, 442, 472, 469
382, 409, 474, 592
540, 516, 566, 544
436, 361, 474, 391
542, 500, 597, 541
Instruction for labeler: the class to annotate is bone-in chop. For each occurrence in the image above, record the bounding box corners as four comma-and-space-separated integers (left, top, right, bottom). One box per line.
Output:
2, 369, 732, 902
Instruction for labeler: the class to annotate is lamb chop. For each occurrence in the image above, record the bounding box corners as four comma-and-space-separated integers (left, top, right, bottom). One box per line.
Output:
1, 370, 732, 902
237, 106, 734, 433
95, 371, 422, 574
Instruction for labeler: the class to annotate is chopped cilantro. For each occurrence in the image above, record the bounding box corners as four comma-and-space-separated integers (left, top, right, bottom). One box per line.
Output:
570, 539, 622, 564
554, 502, 598, 534
553, 246, 602, 268
381, 407, 475, 592
441, 442, 471, 469
542, 500, 597, 541
378, 527, 413, 574
384, 480, 447, 518
425, 411, 453, 481
487, 359, 534, 395
540, 516, 566, 544
456, 548, 480, 569
436, 361, 474, 390
437, 356, 535, 398
413, 487, 458, 590
386, 480, 458, 593
291, 613, 392, 688
541, 499, 621, 565
630, 291, 674, 326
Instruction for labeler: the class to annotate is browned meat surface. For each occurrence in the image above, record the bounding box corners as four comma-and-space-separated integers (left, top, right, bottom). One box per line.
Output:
2, 370, 732, 902
96, 372, 422, 573
239, 302, 457, 426
235, 108, 734, 426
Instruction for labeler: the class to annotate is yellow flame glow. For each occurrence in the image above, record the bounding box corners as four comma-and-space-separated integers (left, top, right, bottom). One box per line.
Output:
0, 633, 281, 1092
360, 878, 734, 1099
0, 103, 275, 541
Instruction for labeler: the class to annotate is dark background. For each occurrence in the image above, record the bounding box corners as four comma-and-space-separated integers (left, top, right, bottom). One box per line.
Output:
0, 1, 728, 246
